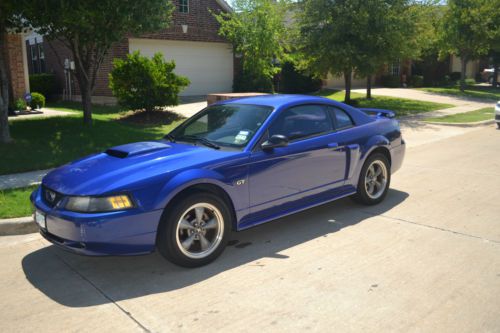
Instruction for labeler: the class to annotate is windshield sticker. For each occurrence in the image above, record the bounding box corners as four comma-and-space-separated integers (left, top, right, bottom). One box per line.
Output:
234, 130, 249, 143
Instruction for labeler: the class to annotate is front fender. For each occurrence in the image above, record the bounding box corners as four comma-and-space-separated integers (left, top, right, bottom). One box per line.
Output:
153, 169, 233, 211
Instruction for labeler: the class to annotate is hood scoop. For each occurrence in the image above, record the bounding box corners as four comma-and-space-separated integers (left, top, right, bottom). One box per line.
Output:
105, 141, 171, 158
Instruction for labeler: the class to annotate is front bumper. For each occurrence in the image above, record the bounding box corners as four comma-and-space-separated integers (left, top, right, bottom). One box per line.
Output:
31, 187, 163, 256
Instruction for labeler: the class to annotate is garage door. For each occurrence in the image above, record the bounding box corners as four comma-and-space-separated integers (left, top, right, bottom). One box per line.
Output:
129, 38, 233, 96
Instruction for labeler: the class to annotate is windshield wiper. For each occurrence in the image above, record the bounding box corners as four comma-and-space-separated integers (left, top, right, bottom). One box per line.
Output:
177, 135, 220, 150
164, 133, 176, 143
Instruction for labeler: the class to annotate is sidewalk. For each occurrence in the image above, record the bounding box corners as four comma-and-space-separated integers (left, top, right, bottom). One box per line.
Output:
0, 169, 50, 190
352, 88, 494, 120
8, 108, 73, 121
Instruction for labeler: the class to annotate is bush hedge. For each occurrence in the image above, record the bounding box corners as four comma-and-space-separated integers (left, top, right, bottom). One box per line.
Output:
29, 73, 58, 99
449, 72, 461, 81
30, 92, 46, 109
380, 75, 400, 88
233, 69, 274, 93
278, 62, 322, 93
14, 98, 26, 111
408, 75, 424, 88
109, 51, 190, 113
464, 78, 476, 86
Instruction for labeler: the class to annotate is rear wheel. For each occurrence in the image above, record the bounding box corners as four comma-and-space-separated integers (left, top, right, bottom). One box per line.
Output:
352, 153, 391, 205
497, 123, 500, 129
157, 192, 231, 267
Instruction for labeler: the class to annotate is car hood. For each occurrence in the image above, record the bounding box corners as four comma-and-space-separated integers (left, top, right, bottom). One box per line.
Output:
42, 140, 241, 196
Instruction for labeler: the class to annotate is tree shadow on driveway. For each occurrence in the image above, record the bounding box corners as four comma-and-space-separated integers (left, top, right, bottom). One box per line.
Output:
22, 189, 408, 308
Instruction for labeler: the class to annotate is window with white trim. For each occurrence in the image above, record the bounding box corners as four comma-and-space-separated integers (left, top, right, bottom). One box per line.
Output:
179, 0, 189, 13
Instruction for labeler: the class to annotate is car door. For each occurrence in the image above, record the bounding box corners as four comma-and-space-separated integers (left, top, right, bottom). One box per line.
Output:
325, 105, 362, 181
248, 104, 347, 218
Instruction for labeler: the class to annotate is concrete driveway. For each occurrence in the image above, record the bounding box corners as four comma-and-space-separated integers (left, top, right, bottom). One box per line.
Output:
1, 124, 499, 332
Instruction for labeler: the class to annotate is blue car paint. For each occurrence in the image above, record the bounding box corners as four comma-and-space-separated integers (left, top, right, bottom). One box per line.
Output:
31, 95, 405, 255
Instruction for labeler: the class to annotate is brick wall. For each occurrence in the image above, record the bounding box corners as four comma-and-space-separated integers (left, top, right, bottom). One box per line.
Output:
3, 33, 27, 100
139, 0, 227, 43
44, 0, 231, 101
44, 39, 129, 98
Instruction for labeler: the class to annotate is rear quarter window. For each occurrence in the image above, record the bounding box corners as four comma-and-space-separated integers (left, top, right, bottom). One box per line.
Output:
328, 107, 354, 130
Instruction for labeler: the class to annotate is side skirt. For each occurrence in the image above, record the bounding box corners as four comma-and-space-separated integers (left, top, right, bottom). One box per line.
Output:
237, 185, 356, 231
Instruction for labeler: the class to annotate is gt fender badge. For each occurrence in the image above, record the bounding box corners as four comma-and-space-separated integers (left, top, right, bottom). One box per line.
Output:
235, 179, 246, 186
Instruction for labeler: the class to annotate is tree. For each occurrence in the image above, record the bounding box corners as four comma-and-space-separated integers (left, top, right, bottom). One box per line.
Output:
109, 51, 190, 114
296, 0, 421, 103
213, 0, 288, 92
359, 1, 441, 98
20, 0, 174, 125
438, 0, 498, 91
0, 1, 21, 143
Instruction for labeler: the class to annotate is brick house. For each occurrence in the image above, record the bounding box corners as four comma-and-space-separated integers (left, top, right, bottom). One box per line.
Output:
36, 0, 234, 104
2, 32, 30, 103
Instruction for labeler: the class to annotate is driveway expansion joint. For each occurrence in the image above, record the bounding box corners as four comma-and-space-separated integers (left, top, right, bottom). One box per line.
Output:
53, 250, 152, 333
360, 211, 500, 245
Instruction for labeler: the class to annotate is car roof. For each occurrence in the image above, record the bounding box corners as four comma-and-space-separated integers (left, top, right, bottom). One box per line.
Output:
220, 94, 345, 109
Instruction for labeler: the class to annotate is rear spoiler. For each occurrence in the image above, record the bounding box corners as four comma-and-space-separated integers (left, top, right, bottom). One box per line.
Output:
359, 108, 395, 119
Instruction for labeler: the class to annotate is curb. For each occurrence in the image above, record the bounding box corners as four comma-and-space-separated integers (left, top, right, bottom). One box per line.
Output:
422, 119, 496, 127
0, 216, 38, 236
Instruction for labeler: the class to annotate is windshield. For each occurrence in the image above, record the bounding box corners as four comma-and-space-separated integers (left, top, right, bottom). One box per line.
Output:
170, 104, 273, 148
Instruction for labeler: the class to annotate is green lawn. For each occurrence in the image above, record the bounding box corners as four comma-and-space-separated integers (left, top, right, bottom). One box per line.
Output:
423, 107, 494, 123
1, 102, 184, 175
318, 90, 453, 116
0, 186, 38, 219
421, 86, 500, 101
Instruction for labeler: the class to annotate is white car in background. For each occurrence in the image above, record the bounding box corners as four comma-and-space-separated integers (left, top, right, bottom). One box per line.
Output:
496, 101, 500, 129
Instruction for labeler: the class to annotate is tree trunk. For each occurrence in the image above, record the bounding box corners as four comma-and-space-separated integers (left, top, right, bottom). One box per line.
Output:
460, 56, 467, 92
344, 71, 352, 104
73, 62, 93, 125
80, 83, 92, 125
366, 75, 372, 99
493, 61, 499, 88
0, 31, 12, 143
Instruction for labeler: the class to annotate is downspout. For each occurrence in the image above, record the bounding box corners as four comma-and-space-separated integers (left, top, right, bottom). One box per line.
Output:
21, 33, 30, 93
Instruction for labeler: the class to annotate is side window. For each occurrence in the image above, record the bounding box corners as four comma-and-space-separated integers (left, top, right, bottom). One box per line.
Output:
269, 105, 332, 141
329, 107, 354, 130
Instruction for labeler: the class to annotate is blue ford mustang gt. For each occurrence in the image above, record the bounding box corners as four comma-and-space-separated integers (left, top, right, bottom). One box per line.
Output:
31, 95, 405, 267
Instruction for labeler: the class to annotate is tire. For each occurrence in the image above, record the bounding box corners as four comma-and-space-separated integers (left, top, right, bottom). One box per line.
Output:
351, 153, 391, 205
157, 192, 231, 267
497, 123, 500, 129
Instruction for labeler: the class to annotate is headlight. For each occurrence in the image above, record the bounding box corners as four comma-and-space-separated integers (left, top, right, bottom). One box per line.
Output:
65, 194, 134, 212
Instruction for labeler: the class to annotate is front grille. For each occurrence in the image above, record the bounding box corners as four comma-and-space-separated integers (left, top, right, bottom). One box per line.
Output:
495, 114, 500, 121
41, 185, 63, 208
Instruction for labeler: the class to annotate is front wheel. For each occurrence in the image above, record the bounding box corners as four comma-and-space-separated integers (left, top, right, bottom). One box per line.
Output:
351, 153, 391, 205
157, 192, 231, 267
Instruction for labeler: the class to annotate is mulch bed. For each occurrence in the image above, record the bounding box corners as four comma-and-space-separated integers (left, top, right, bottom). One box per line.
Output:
118, 109, 185, 126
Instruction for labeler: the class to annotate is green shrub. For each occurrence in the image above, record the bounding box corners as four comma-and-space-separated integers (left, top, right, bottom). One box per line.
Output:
449, 72, 461, 81
14, 98, 26, 111
408, 75, 424, 88
279, 62, 322, 93
380, 75, 400, 88
29, 74, 58, 99
233, 69, 273, 93
465, 78, 476, 86
30, 92, 46, 109
109, 51, 190, 113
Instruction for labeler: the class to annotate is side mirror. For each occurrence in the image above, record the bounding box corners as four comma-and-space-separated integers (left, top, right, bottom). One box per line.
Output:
261, 134, 289, 151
